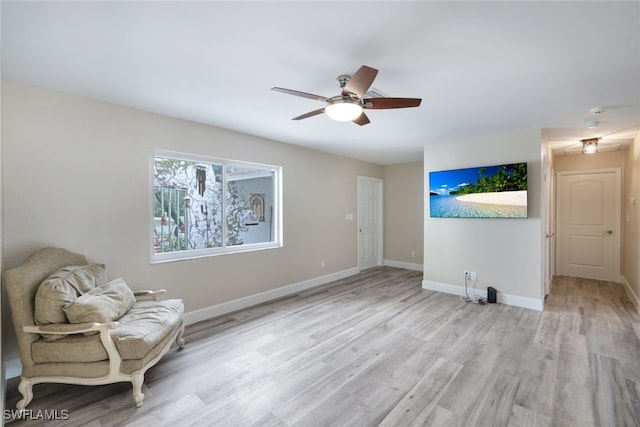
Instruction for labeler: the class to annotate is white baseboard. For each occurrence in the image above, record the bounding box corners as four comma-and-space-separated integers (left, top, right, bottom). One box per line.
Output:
183, 267, 360, 325
621, 275, 640, 314
383, 259, 423, 272
421, 280, 543, 311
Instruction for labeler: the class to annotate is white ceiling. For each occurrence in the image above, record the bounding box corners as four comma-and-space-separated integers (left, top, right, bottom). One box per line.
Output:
2, 1, 639, 165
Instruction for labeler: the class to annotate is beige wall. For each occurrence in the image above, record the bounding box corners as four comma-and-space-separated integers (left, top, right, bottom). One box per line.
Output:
623, 133, 640, 309
1, 80, 383, 364
424, 129, 543, 306
383, 161, 423, 268
554, 150, 625, 172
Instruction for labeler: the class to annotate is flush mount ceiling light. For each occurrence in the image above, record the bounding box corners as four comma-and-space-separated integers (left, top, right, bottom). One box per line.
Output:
581, 138, 599, 154
324, 97, 363, 121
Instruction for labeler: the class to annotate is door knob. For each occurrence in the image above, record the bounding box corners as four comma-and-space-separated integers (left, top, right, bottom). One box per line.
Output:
603, 230, 613, 235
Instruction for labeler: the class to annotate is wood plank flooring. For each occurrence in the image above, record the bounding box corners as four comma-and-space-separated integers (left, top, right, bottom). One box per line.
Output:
5, 268, 640, 426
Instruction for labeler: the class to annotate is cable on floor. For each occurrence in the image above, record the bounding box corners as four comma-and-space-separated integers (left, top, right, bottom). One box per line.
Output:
460, 272, 487, 305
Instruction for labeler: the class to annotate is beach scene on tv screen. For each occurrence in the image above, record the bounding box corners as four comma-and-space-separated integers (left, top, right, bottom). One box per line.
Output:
429, 163, 527, 218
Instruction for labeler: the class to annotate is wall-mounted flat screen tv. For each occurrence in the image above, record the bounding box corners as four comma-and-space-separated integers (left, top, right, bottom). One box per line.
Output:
429, 162, 527, 218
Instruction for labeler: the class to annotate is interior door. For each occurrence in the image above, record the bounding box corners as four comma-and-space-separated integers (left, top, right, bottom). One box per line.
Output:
548, 168, 556, 292
542, 153, 552, 296
556, 169, 621, 281
358, 177, 383, 270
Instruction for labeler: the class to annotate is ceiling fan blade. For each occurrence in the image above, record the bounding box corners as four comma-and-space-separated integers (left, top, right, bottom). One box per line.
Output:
292, 108, 325, 120
363, 97, 422, 109
342, 65, 378, 99
272, 87, 328, 102
352, 112, 370, 126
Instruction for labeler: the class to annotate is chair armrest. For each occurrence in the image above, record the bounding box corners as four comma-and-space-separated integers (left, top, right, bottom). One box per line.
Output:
134, 289, 167, 301
24, 322, 119, 335
25, 322, 124, 374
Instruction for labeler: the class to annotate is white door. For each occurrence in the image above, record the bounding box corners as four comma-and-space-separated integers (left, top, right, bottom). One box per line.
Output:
542, 154, 554, 296
556, 169, 621, 281
358, 177, 383, 270
548, 168, 556, 292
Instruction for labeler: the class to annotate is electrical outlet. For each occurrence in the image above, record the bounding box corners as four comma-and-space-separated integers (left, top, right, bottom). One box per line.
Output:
470, 271, 477, 280
411, 251, 416, 258
321, 261, 326, 269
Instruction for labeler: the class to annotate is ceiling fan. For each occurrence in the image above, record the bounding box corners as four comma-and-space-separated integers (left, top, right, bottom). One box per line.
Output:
272, 65, 422, 126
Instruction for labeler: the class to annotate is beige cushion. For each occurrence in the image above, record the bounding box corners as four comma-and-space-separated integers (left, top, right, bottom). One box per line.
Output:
112, 299, 184, 360
31, 299, 184, 363
34, 264, 107, 341
64, 278, 135, 324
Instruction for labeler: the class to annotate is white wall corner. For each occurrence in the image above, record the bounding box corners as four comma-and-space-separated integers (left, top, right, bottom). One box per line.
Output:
621, 276, 640, 314
184, 267, 359, 325
4, 358, 21, 381
421, 280, 543, 311
383, 259, 423, 272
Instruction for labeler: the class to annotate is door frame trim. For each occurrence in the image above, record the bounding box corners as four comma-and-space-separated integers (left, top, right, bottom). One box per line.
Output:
555, 167, 621, 282
357, 176, 384, 271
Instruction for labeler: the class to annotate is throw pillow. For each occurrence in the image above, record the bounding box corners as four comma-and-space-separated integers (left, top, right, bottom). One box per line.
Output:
63, 278, 136, 324
34, 264, 108, 326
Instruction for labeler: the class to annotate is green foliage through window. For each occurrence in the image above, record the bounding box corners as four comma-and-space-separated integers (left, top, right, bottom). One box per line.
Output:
152, 151, 281, 261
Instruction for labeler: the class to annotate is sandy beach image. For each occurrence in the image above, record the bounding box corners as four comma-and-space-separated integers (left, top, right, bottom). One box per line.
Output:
456, 190, 527, 207
429, 163, 527, 217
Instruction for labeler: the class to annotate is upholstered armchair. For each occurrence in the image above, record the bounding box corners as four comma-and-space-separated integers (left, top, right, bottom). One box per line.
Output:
3, 247, 185, 411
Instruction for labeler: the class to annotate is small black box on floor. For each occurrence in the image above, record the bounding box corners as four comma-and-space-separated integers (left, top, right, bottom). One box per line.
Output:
487, 286, 497, 303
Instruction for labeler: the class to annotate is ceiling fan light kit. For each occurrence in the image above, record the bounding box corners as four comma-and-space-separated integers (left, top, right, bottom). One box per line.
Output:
324, 97, 363, 121
272, 65, 421, 126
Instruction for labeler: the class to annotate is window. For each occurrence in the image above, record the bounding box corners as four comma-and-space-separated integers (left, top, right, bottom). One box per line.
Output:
152, 150, 282, 262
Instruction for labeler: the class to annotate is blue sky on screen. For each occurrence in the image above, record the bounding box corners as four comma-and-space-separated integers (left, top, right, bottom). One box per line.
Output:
429, 165, 501, 195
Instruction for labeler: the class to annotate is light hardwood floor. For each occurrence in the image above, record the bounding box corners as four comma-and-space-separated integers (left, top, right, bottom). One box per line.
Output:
5, 267, 640, 426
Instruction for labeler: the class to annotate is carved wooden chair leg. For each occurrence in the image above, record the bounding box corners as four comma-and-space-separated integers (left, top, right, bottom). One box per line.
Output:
176, 324, 186, 349
16, 378, 34, 412
131, 372, 145, 407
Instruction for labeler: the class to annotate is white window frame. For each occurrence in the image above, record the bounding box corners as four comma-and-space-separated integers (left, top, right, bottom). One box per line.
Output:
150, 149, 283, 263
